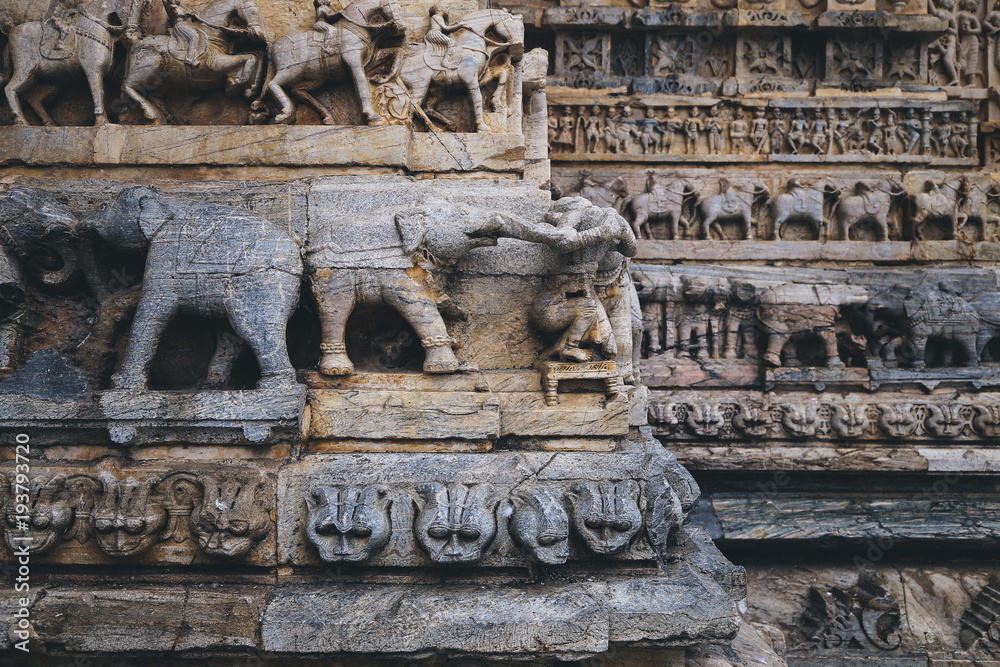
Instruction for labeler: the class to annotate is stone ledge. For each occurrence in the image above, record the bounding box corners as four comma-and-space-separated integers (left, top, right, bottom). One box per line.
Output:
0, 125, 525, 173
635, 240, 1000, 263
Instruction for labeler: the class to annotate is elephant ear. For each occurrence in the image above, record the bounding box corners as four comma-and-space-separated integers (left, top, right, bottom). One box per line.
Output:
395, 206, 430, 255
136, 190, 173, 240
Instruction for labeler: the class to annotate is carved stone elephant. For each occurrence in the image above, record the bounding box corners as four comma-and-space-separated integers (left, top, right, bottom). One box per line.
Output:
757, 283, 868, 368
306, 196, 568, 376
970, 292, 1000, 361
0, 187, 81, 370
869, 283, 980, 369
80, 186, 304, 390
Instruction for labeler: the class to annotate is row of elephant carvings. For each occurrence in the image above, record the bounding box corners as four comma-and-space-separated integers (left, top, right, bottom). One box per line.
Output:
647, 397, 1000, 440
2, 0, 523, 131
0, 187, 639, 388
304, 480, 673, 565
1, 473, 677, 566
1, 472, 271, 560
572, 174, 1000, 242
634, 274, 1000, 370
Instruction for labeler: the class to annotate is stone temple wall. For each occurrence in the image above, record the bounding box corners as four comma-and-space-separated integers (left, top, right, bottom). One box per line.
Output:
0, 0, 996, 665
493, 0, 1000, 664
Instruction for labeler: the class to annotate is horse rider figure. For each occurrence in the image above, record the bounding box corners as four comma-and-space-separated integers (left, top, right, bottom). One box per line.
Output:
314, 0, 346, 52
48, 0, 85, 53
425, 5, 466, 69
164, 0, 204, 67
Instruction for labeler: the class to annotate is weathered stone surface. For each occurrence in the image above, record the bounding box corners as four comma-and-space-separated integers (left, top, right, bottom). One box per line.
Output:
31, 585, 267, 652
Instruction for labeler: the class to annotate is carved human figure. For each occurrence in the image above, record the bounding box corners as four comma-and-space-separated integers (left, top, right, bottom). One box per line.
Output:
163, 0, 203, 67
807, 108, 827, 154
90, 475, 166, 557
951, 111, 971, 157
414, 483, 499, 564
988, 0, 1000, 81
566, 480, 643, 556
769, 110, 787, 155
705, 106, 723, 154
883, 111, 900, 155
190, 476, 270, 559
730, 107, 748, 155
661, 107, 682, 153
79, 186, 304, 390
751, 108, 768, 154
509, 488, 570, 565
425, 4, 463, 68
306, 485, 392, 562
827, 108, 846, 154
530, 197, 638, 364
584, 105, 604, 153
957, 0, 982, 86
866, 109, 885, 155
899, 108, 922, 154
554, 106, 576, 153
309, 196, 572, 376
787, 109, 808, 154
684, 109, 703, 154
47, 0, 85, 53
933, 112, 954, 156
929, 0, 960, 85
637, 107, 661, 154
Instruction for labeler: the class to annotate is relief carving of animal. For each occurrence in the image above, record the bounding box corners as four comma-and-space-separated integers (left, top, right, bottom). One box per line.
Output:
190, 475, 270, 559
831, 179, 905, 241
566, 480, 642, 556
508, 487, 570, 565
414, 482, 499, 563
305, 485, 392, 563
696, 180, 768, 240
910, 180, 961, 241
769, 179, 832, 241
90, 474, 166, 557
622, 178, 695, 240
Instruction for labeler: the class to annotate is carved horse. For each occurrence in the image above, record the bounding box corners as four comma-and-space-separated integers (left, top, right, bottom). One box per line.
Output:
770, 180, 833, 241
697, 180, 768, 240
910, 179, 961, 241
379, 8, 524, 132
830, 179, 905, 241
258, 0, 405, 125
122, 0, 270, 125
958, 177, 1000, 242
567, 175, 627, 211
4, 0, 142, 126
622, 178, 695, 240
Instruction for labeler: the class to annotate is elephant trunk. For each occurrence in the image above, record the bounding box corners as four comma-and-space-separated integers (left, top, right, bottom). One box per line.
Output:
36, 236, 79, 287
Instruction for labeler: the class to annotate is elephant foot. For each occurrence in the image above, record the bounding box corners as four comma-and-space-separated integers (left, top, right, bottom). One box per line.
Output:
321, 116, 337, 126
763, 351, 782, 367
424, 346, 460, 374
257, 371, 299, 390
911, 359, 926, 370
366, 115, 389, 127
827, 356, 845, 368
319, 352, 355, 376
109, 373, 146, 390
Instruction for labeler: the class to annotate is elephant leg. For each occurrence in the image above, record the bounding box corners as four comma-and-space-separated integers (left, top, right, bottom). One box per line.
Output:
228, 272, 300, 389
763, 333, 787, 367
978, 328, 994, 362
382, 276, 461, 373
910, 331, 928, 369
111, 287, 179, 389
202, 330, 246, 389
958, 331, 979, 366
723, 323, 740, 360
678, 322, 693, 359
774, 214, 785, 241
821, 329, 844, 367
312, 269, 357, 376
743, 211, 754, 240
